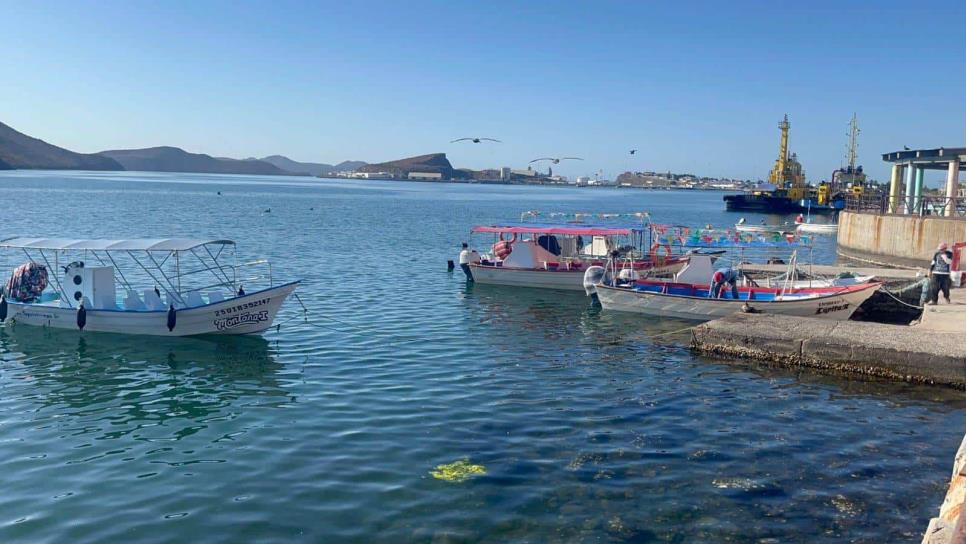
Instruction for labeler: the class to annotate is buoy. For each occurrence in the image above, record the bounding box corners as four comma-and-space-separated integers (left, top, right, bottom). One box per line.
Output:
0, 295, 7, 321
167, 304, 176, 332
447, 260, 455, 271
76, 303, 87, 330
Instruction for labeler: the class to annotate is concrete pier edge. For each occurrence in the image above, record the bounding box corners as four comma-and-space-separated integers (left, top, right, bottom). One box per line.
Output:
690, 314, 966, 389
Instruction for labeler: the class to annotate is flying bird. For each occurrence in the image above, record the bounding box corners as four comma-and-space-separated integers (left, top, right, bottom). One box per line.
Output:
629, 149, 637, 155
451, 137, 502, 144
529, 157, 584, 164
903, 145, 910, 150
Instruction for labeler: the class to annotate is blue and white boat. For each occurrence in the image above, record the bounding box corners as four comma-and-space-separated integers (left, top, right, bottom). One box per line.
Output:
0, 238, 299, 336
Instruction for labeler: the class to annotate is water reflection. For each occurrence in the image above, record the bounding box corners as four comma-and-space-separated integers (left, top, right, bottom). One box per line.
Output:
0, 325, 289, 437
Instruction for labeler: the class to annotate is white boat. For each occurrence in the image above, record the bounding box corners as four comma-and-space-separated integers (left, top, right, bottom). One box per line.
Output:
0, 238, 299, 336
796, 223, 838, 235
466, 224, 686, 291
735, 224, 790, 234
588, 279, 879, 321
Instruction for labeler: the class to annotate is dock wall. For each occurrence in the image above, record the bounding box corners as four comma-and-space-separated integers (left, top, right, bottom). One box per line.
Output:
922, 434, 966, 544
690, 314, 966, 388
838, 211, 966, 265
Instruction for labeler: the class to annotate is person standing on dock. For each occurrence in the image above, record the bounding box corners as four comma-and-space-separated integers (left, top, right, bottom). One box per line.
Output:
927, 242, 954, 304
458, 242, 479, 281
710, 267, 740, 299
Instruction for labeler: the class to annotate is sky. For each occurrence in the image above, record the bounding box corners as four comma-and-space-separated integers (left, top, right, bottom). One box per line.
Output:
2, 0, 965, 183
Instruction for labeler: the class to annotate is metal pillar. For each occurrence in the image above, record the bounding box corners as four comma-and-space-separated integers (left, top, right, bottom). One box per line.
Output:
946, 160, 961, 217
914, 167, 925, 214
888, 164, 902, 213
904, 163, 916, 214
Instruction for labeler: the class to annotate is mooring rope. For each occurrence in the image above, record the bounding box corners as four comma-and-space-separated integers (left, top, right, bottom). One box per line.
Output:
878, 288, 924, 310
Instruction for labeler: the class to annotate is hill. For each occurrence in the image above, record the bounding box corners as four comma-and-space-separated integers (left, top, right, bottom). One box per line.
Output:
257, 155, 368, 176
0, 157, 10, 170
99, 147, 295, 176
0, 121, 123, 170
358, 153, 454, 178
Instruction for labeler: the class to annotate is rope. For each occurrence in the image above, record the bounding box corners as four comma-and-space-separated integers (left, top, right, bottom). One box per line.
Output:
647, 324, 698, 339
878, 287, 924, 310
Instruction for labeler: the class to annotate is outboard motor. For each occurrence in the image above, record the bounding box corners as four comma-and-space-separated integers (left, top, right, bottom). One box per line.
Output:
583, 265, 608, 298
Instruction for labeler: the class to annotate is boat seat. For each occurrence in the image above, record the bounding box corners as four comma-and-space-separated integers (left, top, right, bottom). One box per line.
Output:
142, 289, 165, 311
124, 291, 146, 310
185, 292, 205, 308
207, 291, 225, 303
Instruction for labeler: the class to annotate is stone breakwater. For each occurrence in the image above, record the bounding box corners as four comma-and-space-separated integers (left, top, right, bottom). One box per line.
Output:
690, 314, 966, 388
922, 434, 966, 544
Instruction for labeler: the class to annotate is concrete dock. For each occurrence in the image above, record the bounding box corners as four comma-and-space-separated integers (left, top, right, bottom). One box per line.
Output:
922, 434, 966, 544
691, 313, 966, 387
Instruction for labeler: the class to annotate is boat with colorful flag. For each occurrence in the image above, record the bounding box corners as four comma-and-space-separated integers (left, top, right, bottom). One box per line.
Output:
466, 222, 687, 291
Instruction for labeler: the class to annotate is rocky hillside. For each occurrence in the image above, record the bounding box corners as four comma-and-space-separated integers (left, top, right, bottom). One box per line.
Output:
0, 121, 123, 170
258, 155, 367, 176
357, 153, 454, 178
99, 147, 294, 176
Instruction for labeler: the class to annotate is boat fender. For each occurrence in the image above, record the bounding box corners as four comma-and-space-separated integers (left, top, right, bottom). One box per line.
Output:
167, 304, 177, 332
0, 294, 7, 321
76, 303, 87, 330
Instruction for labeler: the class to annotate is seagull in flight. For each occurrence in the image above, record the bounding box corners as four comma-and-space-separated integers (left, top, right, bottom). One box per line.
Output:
451, 137, 502, 144
529, 157, 584, 164
629, 149, 637, 155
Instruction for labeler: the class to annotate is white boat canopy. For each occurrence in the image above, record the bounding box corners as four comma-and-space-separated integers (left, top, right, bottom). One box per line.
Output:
0, 238, 234, 252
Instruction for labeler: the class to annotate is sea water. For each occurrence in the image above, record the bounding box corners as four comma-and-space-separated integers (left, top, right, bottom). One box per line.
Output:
0, 170, 961, 543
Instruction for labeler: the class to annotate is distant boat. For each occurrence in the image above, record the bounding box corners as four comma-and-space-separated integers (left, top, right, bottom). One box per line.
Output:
796, 223, 838, 235
735, 224, 790, 234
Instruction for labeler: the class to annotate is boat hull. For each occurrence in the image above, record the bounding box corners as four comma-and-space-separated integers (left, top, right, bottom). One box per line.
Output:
595, 283, 877, 321
471, 262, 684, 291
796, 224, 838, 235
724, 193, 842, 214
4, 282, 299, 336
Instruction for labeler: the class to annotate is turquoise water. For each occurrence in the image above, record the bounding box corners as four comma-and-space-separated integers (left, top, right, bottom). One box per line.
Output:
0, 170, 962, 543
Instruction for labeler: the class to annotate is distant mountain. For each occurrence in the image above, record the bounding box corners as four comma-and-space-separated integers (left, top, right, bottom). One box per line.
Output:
0, 121, 123, 170
358, 153, 454, 178
98, 147, 295, 176
257, 155, 367, 176
333, 160, 367, 172
0, 157, 11, 170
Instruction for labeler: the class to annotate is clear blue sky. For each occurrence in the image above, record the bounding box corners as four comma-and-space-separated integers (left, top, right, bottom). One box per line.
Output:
2, 0, 964, 182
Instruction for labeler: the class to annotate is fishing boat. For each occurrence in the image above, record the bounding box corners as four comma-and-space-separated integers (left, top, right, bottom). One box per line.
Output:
734, 223, 791, 235
0, 238, 299, 336
587, 278, 879, 321
466, 223, 687, 291
796, 223, 838, 235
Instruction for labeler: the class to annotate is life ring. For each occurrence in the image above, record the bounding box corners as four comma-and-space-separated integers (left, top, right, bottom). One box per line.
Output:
649, 242, 672, 266
498, 231, 518, 243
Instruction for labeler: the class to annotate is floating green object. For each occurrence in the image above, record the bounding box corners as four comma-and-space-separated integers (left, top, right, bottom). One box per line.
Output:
431, 459, 486, 482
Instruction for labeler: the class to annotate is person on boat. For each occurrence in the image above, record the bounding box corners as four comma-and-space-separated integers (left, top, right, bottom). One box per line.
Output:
709, 267, 740, 299
927, 242, 954, 305
458, 242, 479, 281
795, 213, 805, 224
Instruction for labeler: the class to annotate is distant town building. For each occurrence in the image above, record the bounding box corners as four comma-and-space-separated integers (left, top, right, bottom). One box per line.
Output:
500, 167, 511, 181
408, 172, 443, 180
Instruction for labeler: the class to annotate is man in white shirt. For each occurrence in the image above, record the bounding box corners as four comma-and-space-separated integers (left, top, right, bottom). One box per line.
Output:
458, 242, 479, 281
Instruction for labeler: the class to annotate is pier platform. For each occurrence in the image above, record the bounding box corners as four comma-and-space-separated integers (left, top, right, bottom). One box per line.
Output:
919, 287, 966, 332
691, 313, 966, 388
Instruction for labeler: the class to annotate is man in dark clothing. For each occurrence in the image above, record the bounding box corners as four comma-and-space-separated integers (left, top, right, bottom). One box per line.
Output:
928, 242, 954, 305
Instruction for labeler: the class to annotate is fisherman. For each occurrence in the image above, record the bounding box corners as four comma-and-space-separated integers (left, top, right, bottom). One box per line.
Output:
458, 242, 479, 281
927, 242, 954, 305
709, 267, 740, 299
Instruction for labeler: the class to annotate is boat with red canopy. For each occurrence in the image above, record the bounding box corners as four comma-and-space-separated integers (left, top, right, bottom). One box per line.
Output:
465, 222, 687, 291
